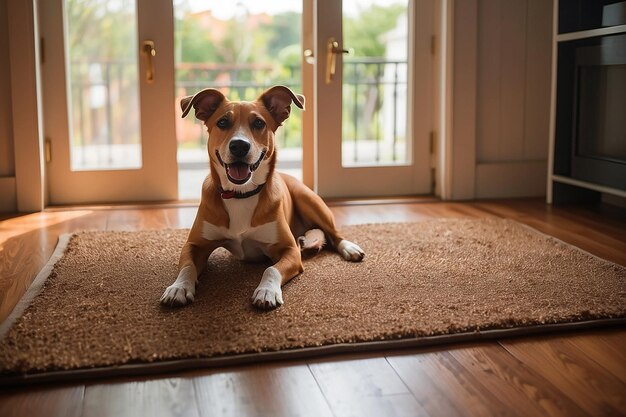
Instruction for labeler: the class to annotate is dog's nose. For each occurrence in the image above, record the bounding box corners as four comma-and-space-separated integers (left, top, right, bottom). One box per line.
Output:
229, 139, 251, 158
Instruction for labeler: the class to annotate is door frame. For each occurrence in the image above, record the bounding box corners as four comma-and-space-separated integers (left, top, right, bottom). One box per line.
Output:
38, 0, 178, 205
5, 0, 456, 212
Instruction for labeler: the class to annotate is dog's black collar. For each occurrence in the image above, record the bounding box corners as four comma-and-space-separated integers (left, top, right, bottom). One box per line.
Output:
219, 183, 265, 200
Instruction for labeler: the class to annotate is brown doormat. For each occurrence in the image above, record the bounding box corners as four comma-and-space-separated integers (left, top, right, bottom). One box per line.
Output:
1, 219, 625, 385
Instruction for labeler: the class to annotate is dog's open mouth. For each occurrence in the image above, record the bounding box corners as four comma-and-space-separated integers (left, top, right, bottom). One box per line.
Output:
217, 150, 266, 185
225, 162, 252, 185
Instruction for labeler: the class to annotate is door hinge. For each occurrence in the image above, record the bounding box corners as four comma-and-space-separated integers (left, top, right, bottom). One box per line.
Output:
429, 131, 437, 195
40, 37, 45, 65
431, 167, 437, 194
430, 35, 436, 55
45, 138, 52, 163
429, 131, 436, 155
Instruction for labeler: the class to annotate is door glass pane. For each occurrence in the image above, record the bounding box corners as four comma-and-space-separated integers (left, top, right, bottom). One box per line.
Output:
342, 0, 410, 166
66, 0, 142, 171
174, 0, 302, 200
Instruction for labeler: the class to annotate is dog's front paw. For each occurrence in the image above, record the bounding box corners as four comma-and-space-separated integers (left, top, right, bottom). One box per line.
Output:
337, 239, 365, 262
160, 283, 195, 307
252, 266, 283, 310
252, 286, 283, 310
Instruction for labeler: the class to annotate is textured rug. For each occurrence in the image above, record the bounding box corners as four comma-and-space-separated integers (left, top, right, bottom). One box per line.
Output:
1, 218, 625, 385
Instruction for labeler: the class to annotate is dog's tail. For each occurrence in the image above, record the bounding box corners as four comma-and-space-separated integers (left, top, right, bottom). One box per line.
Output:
297, 229, 326, 253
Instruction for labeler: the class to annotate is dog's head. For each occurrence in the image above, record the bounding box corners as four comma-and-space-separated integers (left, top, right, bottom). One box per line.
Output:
181, 86, 305, 191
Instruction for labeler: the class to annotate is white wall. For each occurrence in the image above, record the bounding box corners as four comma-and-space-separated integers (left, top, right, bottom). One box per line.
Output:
475, 0, 552, 198
3, 0, 44, 213
448, 0, 553, 200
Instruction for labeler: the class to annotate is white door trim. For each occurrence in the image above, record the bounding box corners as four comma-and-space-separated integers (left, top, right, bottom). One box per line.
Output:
7, 0, 45, 212
302, 0, 315, 190
435, 0, 454, 200
448, 0, 477, 200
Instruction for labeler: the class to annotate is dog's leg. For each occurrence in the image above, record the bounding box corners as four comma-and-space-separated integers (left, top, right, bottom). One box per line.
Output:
252, 246, 303, 310
306, 207, 364, 261
289, 181, 364, 262
161, 242, 216, 306
302, 200, 364, 262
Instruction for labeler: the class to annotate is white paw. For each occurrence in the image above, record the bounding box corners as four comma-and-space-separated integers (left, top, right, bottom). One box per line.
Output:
252, 266, 284, 310
160, 282, 195, 306
252, 286, 283, 310
337, 239, 365, 262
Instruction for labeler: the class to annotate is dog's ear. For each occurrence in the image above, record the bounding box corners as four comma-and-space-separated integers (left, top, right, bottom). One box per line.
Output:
180, 89, 225, 121
258, 86, 305, 125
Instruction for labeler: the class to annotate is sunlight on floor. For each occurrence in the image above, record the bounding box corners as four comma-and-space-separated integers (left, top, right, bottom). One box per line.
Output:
0, 210, 94, 243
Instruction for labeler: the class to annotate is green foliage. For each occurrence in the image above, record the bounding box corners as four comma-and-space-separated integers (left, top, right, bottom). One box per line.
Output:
344, 3, 406, 57
260, 12, 301, 58
175, 16, 218, 63
66, 0, 136, 61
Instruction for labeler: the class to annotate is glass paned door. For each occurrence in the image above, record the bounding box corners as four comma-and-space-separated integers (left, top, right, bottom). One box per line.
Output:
41, 0, 432, 203
313, 0, 433, 198
40, 0, 178, 204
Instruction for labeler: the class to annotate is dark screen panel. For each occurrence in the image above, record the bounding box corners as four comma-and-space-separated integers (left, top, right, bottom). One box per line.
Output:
559, 0, 626, 33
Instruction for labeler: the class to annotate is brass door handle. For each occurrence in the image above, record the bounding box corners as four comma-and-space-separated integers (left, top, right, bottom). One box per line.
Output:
326, 37, 349, 84
142, 40, 156, 83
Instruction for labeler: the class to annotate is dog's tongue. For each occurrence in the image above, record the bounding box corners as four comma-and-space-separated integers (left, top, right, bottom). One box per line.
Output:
228, 162, 251, 181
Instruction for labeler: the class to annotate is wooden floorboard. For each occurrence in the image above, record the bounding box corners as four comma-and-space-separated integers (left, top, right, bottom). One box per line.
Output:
564, 331, 626, 385
308, 356, 429, 417
190, 361, 333, 417
447, 343, 589, 417
0, 385, 85, 417
0, 199, 625, 417
499, 336, 626, 415
82, 377, 199, 417
387, 346, 521, 417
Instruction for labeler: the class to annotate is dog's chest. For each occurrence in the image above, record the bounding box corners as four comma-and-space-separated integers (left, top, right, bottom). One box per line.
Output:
201, 196, 278, 260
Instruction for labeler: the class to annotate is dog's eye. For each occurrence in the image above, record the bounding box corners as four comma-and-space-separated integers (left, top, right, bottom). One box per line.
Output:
252, 118, 266, 130
216, 117, 230, 130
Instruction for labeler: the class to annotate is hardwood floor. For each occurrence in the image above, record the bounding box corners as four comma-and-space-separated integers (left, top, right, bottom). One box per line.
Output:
0, 199, 625, 417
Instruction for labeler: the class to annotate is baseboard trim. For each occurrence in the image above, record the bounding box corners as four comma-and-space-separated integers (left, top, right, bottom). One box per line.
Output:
0, 177, 17, 212
476, 160, 547, 199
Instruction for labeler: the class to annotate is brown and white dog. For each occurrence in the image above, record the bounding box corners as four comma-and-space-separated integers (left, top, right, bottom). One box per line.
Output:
161, 86, 364, 310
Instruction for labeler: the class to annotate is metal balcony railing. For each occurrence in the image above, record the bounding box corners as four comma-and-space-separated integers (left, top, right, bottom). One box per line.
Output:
343, 58, 408, 164
68, 58, 408, 167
